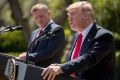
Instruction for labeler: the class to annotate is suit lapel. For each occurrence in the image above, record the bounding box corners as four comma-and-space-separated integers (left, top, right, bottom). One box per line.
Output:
32, 22, 53, 43
31, 29, 39, 43
41, 22, 54, 36
67, 33, 79, 61
80, 23, 98, 55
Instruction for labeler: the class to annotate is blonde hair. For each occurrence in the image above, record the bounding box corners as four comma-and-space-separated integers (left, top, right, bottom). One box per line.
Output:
31, 3, 49, 14
66, 1, 95, 20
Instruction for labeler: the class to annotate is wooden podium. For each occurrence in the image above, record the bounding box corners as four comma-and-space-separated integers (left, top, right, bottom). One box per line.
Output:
0, 53, 75, 80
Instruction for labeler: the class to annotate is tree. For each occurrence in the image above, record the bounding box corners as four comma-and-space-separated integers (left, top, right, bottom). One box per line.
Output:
0, 0, 7, 27
54, 0, 73, 25
7, 0, 31, 43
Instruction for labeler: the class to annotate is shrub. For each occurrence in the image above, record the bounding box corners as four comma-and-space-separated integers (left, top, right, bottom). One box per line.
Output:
0, 31, 27, 52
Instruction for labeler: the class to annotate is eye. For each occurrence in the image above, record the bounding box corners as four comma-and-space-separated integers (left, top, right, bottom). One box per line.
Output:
71, 13, 75, 16
70, 13, 76, 17
35, 15, 45, 20
39, 16, 44, 18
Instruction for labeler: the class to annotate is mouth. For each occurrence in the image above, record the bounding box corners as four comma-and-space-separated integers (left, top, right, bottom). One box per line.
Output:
69, 22, 72, 25
70, 22, 74, 26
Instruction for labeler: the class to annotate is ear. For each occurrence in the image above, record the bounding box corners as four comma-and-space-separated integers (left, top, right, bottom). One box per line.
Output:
48, 10, 51, 17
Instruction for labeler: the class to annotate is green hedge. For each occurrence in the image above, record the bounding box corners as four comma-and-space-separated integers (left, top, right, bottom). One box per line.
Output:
116, 51, 120, 80
0, 31, 27, 52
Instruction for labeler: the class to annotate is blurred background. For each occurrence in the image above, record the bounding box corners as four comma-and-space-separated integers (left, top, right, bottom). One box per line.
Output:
0, 0, 120, 79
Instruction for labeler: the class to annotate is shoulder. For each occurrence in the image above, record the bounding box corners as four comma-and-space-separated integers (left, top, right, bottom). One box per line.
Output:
50, 22, 63, 31
95, 24, 113, 39
48, 22, 64, 33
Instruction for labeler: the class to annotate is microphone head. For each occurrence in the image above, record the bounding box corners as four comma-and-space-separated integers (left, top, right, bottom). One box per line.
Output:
13, 25, 23, 31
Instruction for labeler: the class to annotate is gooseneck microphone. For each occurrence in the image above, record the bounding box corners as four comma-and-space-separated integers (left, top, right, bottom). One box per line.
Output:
10, 25, 23, 31
0, 25, 23, 34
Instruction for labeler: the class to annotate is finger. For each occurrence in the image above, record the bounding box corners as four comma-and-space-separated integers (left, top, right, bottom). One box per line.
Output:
41, 68, 49, 76
47, 71, 53, 80
19, 54, 22, 57
16, 57, 19, 59
20, 56, 26, 60
42, 68, 51, 80
50, 64, 55, 66
50, 64, 60, 66
51, 73, 56, 80
19, 54, 24, 57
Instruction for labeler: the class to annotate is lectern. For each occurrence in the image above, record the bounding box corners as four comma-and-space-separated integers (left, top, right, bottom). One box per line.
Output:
0, 53, 75, 80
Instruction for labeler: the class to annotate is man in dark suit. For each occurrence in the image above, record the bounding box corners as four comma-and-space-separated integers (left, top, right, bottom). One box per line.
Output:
41, 1, 116, 80
17, 3, 65, 67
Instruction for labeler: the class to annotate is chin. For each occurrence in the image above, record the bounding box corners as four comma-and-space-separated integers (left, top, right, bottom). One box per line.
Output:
71, 28, 77, 32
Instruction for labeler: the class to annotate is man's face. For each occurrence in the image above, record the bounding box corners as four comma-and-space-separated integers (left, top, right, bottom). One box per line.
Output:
67, 8, 85, 32
32, 9, 50, 28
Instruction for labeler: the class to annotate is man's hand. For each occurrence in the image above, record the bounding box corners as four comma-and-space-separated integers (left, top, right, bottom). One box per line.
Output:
41, 64, 63, 80
16, 52, 26, 61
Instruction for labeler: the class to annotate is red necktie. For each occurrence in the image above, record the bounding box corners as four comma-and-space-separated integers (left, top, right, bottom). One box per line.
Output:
34, 30, 43, 47
36, 30, 43, 38
70, 33, 83, 78
72, 33, 82, 59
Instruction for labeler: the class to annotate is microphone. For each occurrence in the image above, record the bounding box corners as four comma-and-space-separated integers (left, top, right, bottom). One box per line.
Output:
0, 25, 23, 34
11, 25, 23, 31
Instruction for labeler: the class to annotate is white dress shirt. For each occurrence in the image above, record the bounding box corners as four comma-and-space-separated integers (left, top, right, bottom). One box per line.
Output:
36, 19, 54, 37
71, 23, 93, 59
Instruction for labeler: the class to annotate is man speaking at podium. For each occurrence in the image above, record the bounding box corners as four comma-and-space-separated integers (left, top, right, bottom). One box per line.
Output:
41, 1, 116, 80
17, 3, 65, 67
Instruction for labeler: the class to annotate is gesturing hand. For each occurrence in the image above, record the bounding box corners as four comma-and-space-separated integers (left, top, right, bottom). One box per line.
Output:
41, 64, 63, 80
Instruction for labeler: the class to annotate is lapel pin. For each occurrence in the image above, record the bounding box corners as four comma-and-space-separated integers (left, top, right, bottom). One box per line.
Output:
88, 39, 91, 42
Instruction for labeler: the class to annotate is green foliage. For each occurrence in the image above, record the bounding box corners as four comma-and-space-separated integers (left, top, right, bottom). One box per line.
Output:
113, 32, 120, 51
0, 31, 27, 52
90, 0, 120, 50
6, 52, 20, 57
47, 0, 64, 19
1, 3, 15, 25
90, 0, 120, 32
63, 21, 71, 38
116, 51, 120, 80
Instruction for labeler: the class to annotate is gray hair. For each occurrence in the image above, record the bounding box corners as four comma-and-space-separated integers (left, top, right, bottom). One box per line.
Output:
66, 1, 95, 20
31, 3, 49, 13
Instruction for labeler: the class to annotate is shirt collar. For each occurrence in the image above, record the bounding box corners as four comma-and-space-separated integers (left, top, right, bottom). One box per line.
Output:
79, 23, 93, 40
39, 19, 54, 31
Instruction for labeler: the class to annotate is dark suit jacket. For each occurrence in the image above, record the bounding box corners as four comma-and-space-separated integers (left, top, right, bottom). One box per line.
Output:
27, 22, 65, 67
61, 23, 116, 80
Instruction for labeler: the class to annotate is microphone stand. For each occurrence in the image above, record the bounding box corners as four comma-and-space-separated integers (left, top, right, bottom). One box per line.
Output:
25, 32, 47, 64
25, 30, 54, 64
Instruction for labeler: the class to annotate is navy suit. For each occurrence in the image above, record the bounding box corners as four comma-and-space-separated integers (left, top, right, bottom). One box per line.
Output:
61, 23, 116, 80
27, 22, 65, 67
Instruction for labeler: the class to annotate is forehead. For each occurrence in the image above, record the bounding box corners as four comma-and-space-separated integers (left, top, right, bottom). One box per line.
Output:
67, 8, 80, 15
32, 9, 47, 15
68, 8, 78, 12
